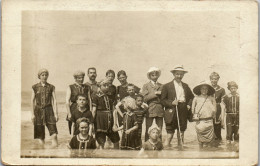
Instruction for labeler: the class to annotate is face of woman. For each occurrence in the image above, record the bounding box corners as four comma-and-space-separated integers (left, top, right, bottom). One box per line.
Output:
106, 73, 115, 83
75, 76, 84, 85
210, 76, 219, 86
150, 129, 159, 140
100, 83, 109, 93
79, 122, 89, 135
200, 85, 209, 95
39, 73, 48, 83
118, 74, 127, 85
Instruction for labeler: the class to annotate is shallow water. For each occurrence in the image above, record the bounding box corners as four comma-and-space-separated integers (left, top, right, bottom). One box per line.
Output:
21, 92, 238, 158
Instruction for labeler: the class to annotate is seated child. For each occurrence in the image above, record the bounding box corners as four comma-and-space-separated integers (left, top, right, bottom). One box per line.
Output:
222, 81, 239, 144
133, 94, 147, 149
71, 94, 94, 137
137, 121, 163, 157
69, 117, 96, 149
114, 97, 139, 150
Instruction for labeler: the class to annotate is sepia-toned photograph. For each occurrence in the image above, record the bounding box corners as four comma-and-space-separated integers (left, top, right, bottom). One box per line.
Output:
2, 0, 258, 165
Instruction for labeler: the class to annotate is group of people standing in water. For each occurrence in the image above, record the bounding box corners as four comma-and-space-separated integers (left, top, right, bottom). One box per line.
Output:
31, 64, 239, 152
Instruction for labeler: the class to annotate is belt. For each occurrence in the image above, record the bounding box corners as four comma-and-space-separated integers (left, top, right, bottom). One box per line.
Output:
97, 110, 111, 113
227, 113, 238, 114
35, 104, 52, 109
193, 117, 213, 121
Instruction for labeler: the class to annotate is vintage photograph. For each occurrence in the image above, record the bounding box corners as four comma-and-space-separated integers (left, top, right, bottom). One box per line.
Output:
21, 10, 241, 158
2, 0, 258, 165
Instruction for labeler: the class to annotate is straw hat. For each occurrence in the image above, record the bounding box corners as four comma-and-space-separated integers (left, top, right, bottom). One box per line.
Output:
147, 67, 161, 79
170, 64, 188, 74
193, 80, 215, 96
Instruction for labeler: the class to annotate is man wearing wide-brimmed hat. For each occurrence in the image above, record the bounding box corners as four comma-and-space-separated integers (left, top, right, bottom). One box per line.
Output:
161, 65, 194, 147
65, 70, 92, 134
142, 67, 164, 141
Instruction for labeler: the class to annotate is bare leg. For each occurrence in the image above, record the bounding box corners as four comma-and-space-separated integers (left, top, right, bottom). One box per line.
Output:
113, 142, 119, 149
177, 131, 184, 146
165, 133, 173, 147
39, 139, 45, 148
50, 133, 58, 148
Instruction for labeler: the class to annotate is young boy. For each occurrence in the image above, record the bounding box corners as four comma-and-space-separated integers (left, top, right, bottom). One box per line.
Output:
222, 81, 239, 144
92, 79, 120, 149
31, 68, 58, 148
209, 72, 226, 140
138, 121, 163, 157
142, 67, 164, 141
71, 94, 94, 137
133, 94, 147, 149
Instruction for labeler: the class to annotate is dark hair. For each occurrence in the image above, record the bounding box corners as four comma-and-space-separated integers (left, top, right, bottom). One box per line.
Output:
76, 94, 87, 100
106, 69, 115, 77
210, 72, 220, 79
76, 117, 91, 126
127, 83, 135, 88
88, 67, 96, 74
117, 70, 127, 78
135, 94, 144, 100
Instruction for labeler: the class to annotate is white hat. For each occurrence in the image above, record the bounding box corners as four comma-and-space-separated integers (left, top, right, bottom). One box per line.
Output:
148, 119, 161, 135
170, 64, 188, 74
147, 67, 161, 79
193, 80, 215, 96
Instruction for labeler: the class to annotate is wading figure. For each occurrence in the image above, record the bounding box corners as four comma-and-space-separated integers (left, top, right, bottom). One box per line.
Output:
31, 69, 58, 148
161, 65, 194, 147
66, 71, 91, 134
192, 81, 216, 149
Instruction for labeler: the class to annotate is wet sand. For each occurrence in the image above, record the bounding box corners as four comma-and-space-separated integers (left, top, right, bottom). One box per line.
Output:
21, 92, 238, 158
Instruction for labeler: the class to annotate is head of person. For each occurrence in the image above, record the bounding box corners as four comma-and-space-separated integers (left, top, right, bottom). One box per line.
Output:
106, 70, 115, 84
76, 94, 87, 108
98, 79, 110, 93
73, 70, 85, 85
38, 68, 49, 83
148, 123, 161, 141
170, 65, 188, 83
135, 94, 144, 107
210, 72, 220, 86
123, 97, 137, 111
87, 67, 97, 81
76, 117, 90, 135
117, 70, 127, 85
193, 81, 215, 96
227, 81, 238, 94
147, 67, 161, 82
127, 84, 135, 97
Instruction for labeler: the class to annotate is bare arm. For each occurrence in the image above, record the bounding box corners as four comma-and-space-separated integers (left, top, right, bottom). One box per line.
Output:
52, 89, 59, 121
88, 89, 92, 111
31, 89, 36, 123
71, 122, 75, 137
191, 97, 196, 114
92, 106, 97, 118
65, 87, 72, 118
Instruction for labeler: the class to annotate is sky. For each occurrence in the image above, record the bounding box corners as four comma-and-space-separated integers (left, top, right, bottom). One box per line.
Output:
21, 11, 240, 92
